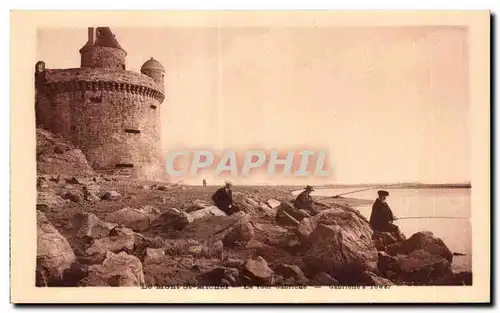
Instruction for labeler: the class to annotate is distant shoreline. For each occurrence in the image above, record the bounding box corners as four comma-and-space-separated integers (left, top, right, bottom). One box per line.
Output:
188, 183, 471, 189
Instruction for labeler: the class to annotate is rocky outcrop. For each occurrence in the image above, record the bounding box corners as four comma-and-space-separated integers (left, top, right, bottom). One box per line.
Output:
36, 128, 94, 177
36, 211, 76, 286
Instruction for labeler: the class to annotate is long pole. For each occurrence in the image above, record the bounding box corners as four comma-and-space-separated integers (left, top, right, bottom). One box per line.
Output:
395, 216, 468, 220
319, 182, 414, 200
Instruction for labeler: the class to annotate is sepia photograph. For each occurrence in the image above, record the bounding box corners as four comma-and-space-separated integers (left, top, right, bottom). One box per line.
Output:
10, 10, 491, 303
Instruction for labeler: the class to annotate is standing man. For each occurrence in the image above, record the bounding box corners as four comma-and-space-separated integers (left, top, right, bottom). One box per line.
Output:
293, 185, 320, 215
369, 190, 399, 233
202, 178, 207, 187
212, 181, 235, 215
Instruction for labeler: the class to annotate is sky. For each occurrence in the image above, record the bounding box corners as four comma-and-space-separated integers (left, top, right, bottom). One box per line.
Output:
36, 26, 470, 185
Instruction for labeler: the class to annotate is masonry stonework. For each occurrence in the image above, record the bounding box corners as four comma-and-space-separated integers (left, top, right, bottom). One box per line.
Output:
35, 27, 167, 180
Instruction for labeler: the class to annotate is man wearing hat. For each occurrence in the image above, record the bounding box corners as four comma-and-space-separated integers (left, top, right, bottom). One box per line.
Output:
212, 181, 236, 215
293, 185, 320, 215
369, 190, 399, 233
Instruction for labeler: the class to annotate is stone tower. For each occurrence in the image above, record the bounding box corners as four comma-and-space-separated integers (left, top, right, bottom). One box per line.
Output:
35, 27, 167, 180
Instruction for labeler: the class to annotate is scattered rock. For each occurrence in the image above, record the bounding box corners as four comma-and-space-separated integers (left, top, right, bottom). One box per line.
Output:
185, 199, 213, 213
222, 219, 255, 247
377, 251, 399, 279
37, 191, 67, 211
243, 256, 274, 285
66, 176, 93, 185
79, 251, 145, 286
198, 267, 240, 286
267, 199, 281, 209
36, 211, 76, 286
276, 202, 306, 222
179, 213, 254, 246
163, 239, 223, 258
188, 206, 227, 221
105, 206, 161, 231
359, 271, 393, 286
276, 210, 300, 227
100, 191, 122, 201
274, 264, 307, 282
85, 226, 135, 258
144, 248, 165, 264
147, 208, 193, 232
62, 189, 84, 203
295, 217, 316, 240
224, 257, 245, 269
313, 272, 339, 285
72, 213, 117, 239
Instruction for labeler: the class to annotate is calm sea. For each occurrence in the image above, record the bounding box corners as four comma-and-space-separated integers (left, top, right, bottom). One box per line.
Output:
304, 188, 472, 272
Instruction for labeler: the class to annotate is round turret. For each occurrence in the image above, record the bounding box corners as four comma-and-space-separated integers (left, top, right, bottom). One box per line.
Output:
80, 27, 127, 70
141, 57, 165, 84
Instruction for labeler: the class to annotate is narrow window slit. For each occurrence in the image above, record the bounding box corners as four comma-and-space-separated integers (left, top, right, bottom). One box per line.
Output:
115, 164, 134, 168
124, 129, 140, 134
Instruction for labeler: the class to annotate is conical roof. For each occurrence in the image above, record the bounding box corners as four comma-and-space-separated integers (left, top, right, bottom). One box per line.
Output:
94, 27, 125, 51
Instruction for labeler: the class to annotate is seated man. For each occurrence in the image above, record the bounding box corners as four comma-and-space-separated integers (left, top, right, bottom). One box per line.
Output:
293, 185, 320, 216
369, 190, 400, 234
212, 181, 236, 215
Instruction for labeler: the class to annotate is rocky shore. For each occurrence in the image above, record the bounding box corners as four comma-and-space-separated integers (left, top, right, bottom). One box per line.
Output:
35, 128, 472, 287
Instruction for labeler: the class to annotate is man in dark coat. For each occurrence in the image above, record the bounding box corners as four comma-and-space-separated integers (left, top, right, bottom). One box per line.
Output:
212, 181, 235, 215
369, 190, 399, 233
293, 185, 320, 215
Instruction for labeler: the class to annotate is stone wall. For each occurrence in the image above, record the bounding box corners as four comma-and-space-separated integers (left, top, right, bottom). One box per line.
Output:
35, 68, 166, 180
81, 46, 127, 70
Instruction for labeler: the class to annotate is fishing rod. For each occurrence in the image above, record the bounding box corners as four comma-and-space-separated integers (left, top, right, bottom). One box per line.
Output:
318, 182, 415, 200
395, 216, 469, 220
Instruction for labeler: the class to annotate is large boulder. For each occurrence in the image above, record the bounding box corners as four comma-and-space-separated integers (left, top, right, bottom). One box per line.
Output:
71, 213, 117, 239
79, 251, 144, 286
36, 211, 76, 286
300, 207, 378, 281
179, 212, 254, 247
105, 206, 161, 231
398, 231, 453, 263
